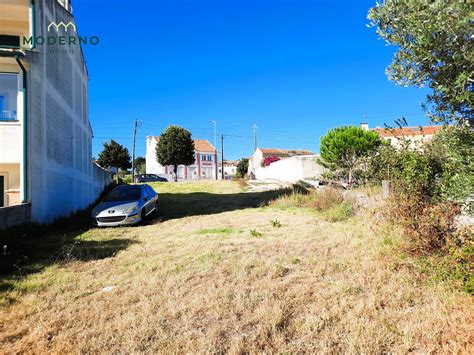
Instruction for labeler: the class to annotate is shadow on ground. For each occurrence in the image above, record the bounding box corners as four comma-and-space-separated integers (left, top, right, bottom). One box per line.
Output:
0, 187, 290, 290
0, 203, 139, 288
152, 189, 291, 222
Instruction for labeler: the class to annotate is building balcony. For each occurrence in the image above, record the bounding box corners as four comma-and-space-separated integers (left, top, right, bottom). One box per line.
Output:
0, 72, 22, 164
0, 110, 17, 121
0, 72, 20, 122
0, 0, 33, 50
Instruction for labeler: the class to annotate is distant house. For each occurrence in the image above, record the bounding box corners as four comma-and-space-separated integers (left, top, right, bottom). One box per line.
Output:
146, 136, 218, 180
0, 0, 110, 228
360, 123, 442, 148
218, 160, 238, 179
248, 147, 325, 182
248, 148, 314, 172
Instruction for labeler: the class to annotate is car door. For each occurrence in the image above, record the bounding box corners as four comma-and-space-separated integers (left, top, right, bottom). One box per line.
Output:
143, 186, 154, 214
149, 185, 158, 205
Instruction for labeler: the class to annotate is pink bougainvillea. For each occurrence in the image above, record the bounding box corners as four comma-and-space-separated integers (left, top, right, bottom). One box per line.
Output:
262, 156, 281, 167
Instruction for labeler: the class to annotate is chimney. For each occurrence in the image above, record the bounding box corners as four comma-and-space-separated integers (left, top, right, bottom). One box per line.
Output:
360, 122, 369, 131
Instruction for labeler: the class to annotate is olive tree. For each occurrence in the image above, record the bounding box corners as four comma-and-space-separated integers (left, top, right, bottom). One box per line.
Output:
368, 0, 473, 124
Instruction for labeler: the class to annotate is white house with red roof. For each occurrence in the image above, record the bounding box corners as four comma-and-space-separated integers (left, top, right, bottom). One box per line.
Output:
146, 136, 218, 180
360, 123, 443, 148
248, 148, 314, 173
248, 147, 326, 182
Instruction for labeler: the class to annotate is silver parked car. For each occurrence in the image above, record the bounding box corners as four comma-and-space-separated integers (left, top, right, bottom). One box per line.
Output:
92, 184, 158, 227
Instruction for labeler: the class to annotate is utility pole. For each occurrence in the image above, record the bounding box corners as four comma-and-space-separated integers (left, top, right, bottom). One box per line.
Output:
252, 124, 258, 152
210, 120, 218, 180
221, 134, 224, 180
131, 118, 138, 183
210, 120, 217, 150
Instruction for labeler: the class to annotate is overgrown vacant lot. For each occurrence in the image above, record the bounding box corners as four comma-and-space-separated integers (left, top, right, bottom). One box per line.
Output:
1, 181, 472, 352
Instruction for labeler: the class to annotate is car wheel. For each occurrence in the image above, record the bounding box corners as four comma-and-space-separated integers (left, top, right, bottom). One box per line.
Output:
140, 208, 146, 223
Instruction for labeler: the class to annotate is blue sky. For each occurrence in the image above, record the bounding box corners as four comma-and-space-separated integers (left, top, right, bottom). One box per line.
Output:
74, 0, 431, 160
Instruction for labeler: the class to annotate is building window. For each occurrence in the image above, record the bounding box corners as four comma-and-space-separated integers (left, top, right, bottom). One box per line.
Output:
0, 73, 18, 121
201, 154, 213, 162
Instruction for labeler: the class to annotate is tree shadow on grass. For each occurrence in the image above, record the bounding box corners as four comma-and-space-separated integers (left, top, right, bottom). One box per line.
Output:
152, 188, 292, 222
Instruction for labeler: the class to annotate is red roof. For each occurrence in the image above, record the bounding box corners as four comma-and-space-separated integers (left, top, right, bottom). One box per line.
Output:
374, 126, 442, 138
152, 137, 215, 152
193, 139, 216, 152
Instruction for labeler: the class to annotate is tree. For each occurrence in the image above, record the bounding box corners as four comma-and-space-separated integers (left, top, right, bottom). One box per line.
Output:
97, 140, 132, 183
156, 125, 195, 182
133, 157, 146, 174
426, 125, 474, 203
319, 126, 381, 187
368, 1, 474, 124
236, 158, 249, 178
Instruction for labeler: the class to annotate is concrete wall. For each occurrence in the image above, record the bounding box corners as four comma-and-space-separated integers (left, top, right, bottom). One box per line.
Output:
248, 149, 264, 173
21, 0, 110, 223
0, 203, 31, 231
253, 155, 326, 183
146, 136, 167, 175
383, 135, 435, 149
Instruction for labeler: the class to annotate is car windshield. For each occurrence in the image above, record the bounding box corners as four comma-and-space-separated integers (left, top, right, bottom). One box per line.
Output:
104, 187, 141, 202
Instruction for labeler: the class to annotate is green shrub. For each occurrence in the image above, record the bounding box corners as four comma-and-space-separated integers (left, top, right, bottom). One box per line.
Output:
369, 125, 473, 254
236, 158, 249, 178
250, 229, 262, 238
271, 220, 282, 228
323, 200, 354, 222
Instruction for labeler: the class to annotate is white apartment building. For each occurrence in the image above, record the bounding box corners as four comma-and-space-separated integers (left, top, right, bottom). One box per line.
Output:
0, 0, 110, 228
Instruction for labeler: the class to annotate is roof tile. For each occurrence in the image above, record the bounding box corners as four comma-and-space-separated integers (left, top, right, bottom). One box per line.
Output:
374, 126, 442, 138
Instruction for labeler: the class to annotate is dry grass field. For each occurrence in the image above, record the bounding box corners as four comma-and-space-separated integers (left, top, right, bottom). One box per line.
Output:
0, 181, 472, 353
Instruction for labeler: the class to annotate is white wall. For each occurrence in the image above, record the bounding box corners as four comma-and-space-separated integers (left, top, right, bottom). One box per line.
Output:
0, 123, 22, 163
383, 135, 435, 149
248, 149, 263, 173
253, 155, 326, 182
146, 136, 167, 175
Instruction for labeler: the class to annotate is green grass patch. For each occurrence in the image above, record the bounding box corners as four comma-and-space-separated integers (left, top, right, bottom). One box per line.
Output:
291, 257, 301, 265
323, 201, 354, 222
198, 252, 222, 264
250, 229, 263, 238
270, 220, 282, 228
195, 227, 239, 235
